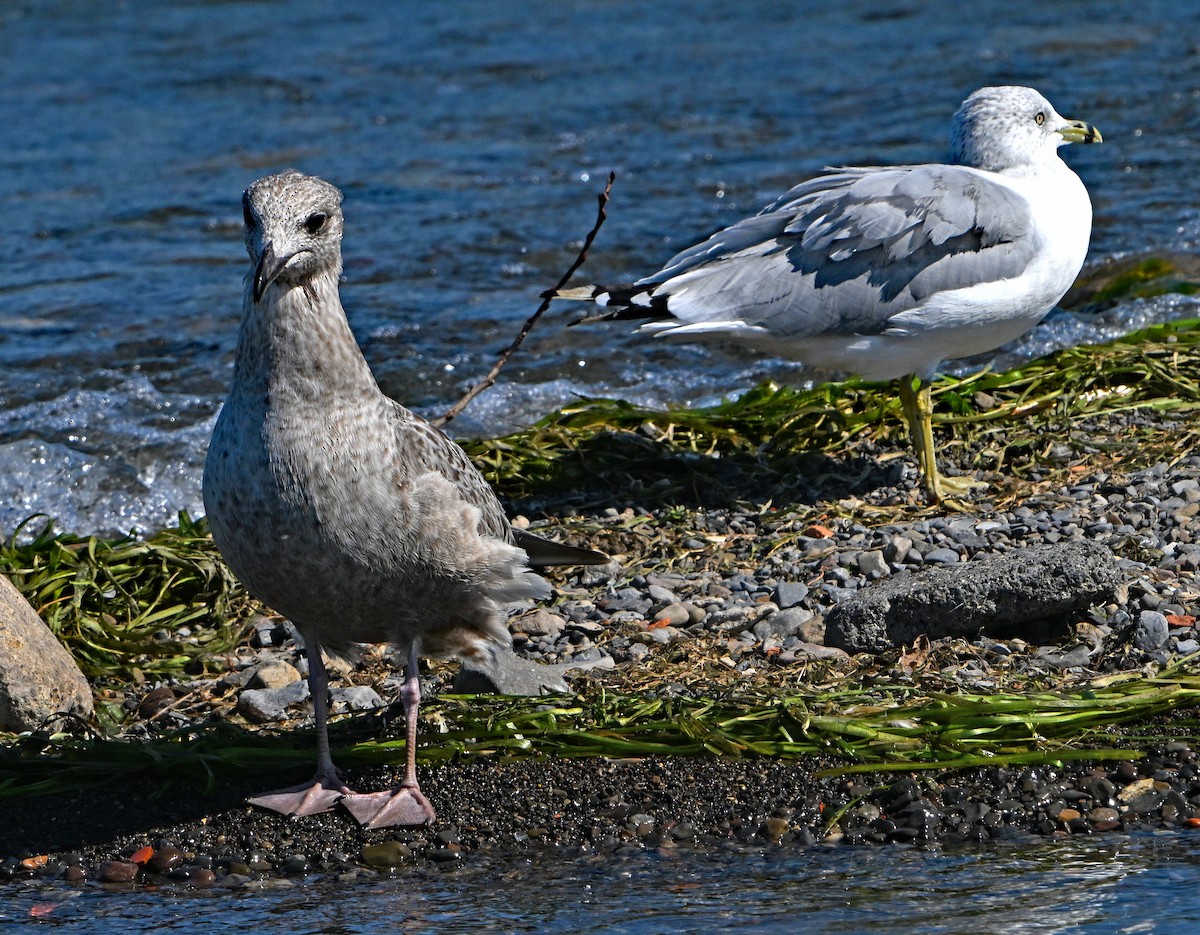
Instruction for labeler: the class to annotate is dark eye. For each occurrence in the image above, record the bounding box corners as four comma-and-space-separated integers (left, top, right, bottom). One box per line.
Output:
303, 212, 328, 234
1034, 112, 1046, 126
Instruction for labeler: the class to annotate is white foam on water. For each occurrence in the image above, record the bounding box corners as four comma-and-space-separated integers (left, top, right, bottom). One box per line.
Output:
0, 371, 213, 538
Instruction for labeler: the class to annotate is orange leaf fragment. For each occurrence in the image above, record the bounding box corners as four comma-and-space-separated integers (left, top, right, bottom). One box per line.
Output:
803, 524, 834, 539
1185, 817, 1200, 829
20, 855, 49, 871
29, 904, 57, 918
130, 845, 154, 865
1167, 614, 1196, 628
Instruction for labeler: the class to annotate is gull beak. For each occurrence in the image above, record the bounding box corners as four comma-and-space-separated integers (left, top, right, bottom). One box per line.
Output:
252, 241, 292, 303
1058, 119, 1102, 145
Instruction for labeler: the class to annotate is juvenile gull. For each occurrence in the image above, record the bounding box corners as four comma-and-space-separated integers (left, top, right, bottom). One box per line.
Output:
203, 171, 607, 829
552, 86, 1102, 502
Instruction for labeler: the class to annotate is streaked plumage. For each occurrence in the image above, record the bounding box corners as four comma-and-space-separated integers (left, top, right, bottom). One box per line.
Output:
203, 171, 606, 828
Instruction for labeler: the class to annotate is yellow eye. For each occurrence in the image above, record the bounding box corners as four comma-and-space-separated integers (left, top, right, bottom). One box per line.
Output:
1034, 112, 1046, 126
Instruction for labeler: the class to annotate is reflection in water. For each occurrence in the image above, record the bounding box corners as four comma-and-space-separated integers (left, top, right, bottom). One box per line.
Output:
5, 835, 1200, 933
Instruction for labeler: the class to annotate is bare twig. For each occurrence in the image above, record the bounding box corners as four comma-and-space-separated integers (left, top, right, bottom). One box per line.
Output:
434, 171, 616, 428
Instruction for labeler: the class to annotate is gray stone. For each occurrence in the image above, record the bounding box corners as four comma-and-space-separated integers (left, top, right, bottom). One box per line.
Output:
773, 582, 810, 609
794, 642, 851, 661
452, 643, 610, 694
824, 541, 1123, 654
647, 584, 677, 605
238, 679, 311, 723
797, 615, 827, 645
513, 609, 566, 638
884, 536, 914, 565
331, 686, 385, 710
751, 606, 814, 641
1134, 611, 1169, 652
453, 644, 570, 694
856, 550, 889, 580
0, 574, 93, 731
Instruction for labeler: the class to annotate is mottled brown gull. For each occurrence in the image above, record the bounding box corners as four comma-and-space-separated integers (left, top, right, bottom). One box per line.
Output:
203, 171, 607, 829
552, 86, 1102, 503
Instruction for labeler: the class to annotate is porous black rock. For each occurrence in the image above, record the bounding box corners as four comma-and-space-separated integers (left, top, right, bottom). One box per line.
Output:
823, 540, 1123, 653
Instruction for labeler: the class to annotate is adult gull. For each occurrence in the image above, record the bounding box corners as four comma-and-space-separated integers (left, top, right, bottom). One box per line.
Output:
203, 171, 608, 828
552, 86, 1102, 502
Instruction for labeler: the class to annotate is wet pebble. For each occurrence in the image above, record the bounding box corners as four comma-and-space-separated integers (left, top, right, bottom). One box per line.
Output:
97, 860, 139, 883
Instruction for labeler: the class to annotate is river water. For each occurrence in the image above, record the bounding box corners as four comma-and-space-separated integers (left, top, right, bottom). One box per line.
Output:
3, 833, 1200, 933
5, 1, 1200, 928
2, 0, 1200, 536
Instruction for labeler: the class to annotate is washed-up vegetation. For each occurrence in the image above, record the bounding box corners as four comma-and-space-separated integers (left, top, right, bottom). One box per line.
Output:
3, 295, 1200, 796
3, 667, 1200, 798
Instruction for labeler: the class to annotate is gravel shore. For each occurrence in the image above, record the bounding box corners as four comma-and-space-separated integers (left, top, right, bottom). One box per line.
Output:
4, 408, 1200, 887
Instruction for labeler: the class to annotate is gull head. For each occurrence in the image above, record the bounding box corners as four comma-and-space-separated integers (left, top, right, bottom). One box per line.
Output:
949, 86, 1101, 173
242, 171, 345, 303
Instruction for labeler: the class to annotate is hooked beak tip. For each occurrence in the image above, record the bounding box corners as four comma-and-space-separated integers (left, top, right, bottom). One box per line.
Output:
252, 242, 283, 303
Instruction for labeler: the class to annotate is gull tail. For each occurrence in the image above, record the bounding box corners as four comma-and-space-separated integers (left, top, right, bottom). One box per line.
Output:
544, 282, 672, 326
514, 529, 610, 568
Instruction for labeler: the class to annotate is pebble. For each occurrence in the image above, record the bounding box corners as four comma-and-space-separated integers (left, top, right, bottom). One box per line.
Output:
362, 841, 412, 868
248, 660, 301, 690
97, 860, 139, 883
146, 845, 185, 873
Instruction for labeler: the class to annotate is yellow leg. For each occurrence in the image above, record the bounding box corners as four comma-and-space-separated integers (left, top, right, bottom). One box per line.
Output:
897, 376, 984, 504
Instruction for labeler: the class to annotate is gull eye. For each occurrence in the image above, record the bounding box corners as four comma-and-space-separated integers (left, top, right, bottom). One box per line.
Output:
1034, 112, 1046, 126
303, 212, 329, 235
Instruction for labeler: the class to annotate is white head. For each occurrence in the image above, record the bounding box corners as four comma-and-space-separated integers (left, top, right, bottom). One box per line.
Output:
949, 86, 1101, 172
242, 171, 345, 303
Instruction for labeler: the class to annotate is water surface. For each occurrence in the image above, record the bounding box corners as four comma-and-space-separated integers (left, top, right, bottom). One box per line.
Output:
3, 834, 1200, 933
2, 0, 1199, 533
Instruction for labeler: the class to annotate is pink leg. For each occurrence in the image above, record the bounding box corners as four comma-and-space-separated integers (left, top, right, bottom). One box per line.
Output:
247, 637, 354, 816
341, 642, 436, 828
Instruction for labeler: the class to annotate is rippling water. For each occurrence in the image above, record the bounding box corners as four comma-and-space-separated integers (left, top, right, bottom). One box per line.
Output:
4, 834, 1200, 933
3, 0, 1200, 536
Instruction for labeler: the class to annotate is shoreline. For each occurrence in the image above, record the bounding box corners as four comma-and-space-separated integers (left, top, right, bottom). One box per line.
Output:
6, 320, 1200, 885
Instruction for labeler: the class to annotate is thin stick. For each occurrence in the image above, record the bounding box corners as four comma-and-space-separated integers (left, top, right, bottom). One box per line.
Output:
434, 172, 616, 428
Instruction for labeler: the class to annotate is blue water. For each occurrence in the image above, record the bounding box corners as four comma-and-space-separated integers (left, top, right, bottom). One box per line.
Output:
3, 0, 1200, 535
3, 834, 1200, 933
6, 0, 1200, 924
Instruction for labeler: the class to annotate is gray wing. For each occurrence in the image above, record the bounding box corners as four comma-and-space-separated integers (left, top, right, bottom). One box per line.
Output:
643, 164, 1042, 337
388, 402, 515, 543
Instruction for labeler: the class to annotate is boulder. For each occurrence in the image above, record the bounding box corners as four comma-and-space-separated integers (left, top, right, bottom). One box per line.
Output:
0, 575, 93, 731
824, 541, 1123, 654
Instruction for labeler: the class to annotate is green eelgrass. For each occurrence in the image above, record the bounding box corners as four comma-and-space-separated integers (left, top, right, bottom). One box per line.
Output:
0, 512, 251, 683
4, 312, 1200, 794
4, 666, 1200, 798
4, 318, 1200, 682
462, 317, 1200, 502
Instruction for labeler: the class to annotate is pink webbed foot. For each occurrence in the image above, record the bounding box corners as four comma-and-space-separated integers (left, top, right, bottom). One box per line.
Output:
247, 772, 353, 817
341, 784, 436, 828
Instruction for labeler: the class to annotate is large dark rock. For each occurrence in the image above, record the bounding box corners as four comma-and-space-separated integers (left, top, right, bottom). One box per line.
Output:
0, 575, 93, 731
824, 541, 1123, 654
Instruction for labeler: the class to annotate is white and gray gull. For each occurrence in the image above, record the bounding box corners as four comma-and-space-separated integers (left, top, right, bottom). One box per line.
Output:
203, 171, 607, 828
551, 86, 1102, 503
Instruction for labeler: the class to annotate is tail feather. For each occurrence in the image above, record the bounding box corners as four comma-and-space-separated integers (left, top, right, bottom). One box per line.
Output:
546, 281, 672, 326
514, 529, 610, 568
